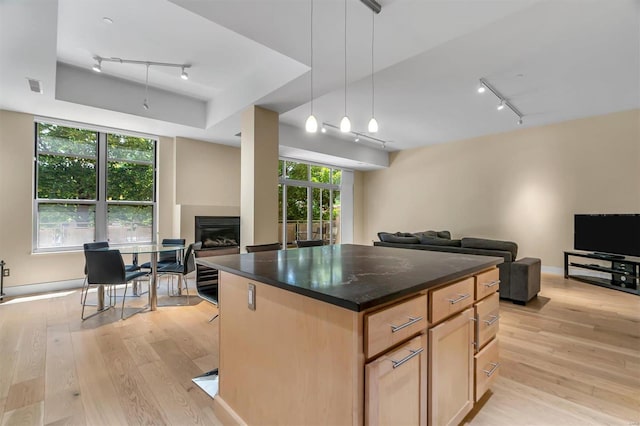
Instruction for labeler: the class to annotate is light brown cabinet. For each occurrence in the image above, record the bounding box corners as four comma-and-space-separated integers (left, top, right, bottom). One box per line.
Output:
428, 308, 475, 426
366, 334, 428, 426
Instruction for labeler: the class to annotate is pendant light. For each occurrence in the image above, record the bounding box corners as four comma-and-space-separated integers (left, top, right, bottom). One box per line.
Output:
142, 64, 150, 110
367, 10, 378, 133
305, 0, 318, 132
340, 0, 351, 133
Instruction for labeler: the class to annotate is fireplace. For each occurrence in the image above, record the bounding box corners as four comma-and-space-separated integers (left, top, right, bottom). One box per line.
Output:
195, 216, 240, 249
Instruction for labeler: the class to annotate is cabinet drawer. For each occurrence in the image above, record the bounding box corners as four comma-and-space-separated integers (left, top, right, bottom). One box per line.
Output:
474, 338, 500, 402
474, 292, 499, 351
429, 278, 474, 324
475, 268, 500, 301
365, 295, 427, 359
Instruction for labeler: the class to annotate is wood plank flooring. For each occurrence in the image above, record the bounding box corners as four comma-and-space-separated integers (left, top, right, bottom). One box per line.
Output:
0, 275, 638, 425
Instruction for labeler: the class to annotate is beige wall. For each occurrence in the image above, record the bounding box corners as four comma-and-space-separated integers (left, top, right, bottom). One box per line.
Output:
174, 136, 241, 243
0, 110, 85, 286
360, 109, 640, 270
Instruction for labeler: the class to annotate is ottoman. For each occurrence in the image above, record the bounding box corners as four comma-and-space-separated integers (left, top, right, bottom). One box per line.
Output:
509, 257, 541, 304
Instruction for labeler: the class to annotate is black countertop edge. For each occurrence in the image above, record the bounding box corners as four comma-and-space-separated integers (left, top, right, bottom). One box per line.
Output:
198, 257, 502, 313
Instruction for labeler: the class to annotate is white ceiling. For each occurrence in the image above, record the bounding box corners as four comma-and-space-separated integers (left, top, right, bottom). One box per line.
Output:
0, 0, 638, 170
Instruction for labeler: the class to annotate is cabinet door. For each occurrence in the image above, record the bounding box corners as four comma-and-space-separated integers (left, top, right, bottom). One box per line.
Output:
366, 334, 427, 426
428, 308, 474, 426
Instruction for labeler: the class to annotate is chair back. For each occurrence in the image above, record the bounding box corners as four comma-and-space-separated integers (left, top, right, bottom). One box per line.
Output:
159, 238, 186, 263
295, 239, 323, 248
246, 242, 281, 253
83, 241, 109, 274
182, 242, 200, 275
85, 249, 126, 285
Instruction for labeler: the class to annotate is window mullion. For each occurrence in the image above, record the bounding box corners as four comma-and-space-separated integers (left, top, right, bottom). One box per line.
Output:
96, 132, 107, 242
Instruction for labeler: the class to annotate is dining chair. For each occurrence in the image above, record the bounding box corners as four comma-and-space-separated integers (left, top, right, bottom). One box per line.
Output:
82, 249, 149, 320
245, 242, 282, 253
140, 238, 186, 270
295, 239, 324, 248
157, 242, 199, 304
81, 241, 141, 304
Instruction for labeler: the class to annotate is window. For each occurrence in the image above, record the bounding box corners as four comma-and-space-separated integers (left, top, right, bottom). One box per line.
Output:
34, 121, 156, 251
278, 159, 342, 248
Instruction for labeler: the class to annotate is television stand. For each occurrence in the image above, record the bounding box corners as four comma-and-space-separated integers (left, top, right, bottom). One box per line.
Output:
564, 251, 640, 295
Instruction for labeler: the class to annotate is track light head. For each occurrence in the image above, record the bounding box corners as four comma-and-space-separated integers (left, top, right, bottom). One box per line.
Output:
92, 58, 102, 73
497, 100, 505, 111
517, 118, 523, 125
354, 137, 360, 142
477, 85, 486, 94
143, 99, 149, 110
321, 126, 327, 133
180, 67, 189, 80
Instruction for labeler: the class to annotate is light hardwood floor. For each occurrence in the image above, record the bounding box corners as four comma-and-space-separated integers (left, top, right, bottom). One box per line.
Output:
0, 275, 638, 425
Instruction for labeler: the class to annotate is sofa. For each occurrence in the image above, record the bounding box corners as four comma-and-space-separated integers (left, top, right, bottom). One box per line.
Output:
374, 230, 540, 304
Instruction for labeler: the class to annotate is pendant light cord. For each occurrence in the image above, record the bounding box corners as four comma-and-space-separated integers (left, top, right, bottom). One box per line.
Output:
371, 10, 375, 117
310, 0, 314, 115
144, 64, 149, 101
344, 0, 347, 116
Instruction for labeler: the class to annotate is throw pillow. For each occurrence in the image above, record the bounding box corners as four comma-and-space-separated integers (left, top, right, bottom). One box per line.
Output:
461, 237, 518, 259
414, 230, 451, 240
378, 232, 420, 244
419, 236, 461, 247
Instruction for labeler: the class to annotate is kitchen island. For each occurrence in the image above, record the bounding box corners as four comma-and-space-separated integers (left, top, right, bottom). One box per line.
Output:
197, 244, 503, 425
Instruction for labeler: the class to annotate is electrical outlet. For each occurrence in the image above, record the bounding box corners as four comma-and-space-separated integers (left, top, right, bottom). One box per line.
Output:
2, 268, 9, 277
248, 283, 256, 311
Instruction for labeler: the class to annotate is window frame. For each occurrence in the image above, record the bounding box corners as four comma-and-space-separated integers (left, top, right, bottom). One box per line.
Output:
32, 118, 158, 252
279, 158, 342, 248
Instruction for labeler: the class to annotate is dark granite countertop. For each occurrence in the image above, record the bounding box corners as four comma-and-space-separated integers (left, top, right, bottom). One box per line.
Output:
196, 244, 503, 312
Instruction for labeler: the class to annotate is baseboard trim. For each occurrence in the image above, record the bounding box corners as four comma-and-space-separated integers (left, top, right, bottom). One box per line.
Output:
2, 278, 83, 298
542, 266, 563, 275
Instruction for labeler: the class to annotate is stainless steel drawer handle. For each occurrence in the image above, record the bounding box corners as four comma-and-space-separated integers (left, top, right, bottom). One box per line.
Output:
447, 293, 471, 304
391, 347, 424, 369
390, 316, 423, 333
484, 280, 500, 288
483, 315, 499, 326
483, 362, 500, 377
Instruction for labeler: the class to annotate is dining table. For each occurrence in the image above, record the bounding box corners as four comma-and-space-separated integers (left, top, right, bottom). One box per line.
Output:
96, 243, 185, 311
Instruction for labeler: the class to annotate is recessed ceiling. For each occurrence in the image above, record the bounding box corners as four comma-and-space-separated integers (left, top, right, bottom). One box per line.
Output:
0, 0, 638, 170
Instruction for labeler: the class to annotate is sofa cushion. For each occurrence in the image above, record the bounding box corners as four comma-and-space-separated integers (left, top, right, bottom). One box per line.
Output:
461, 237, 518, 260
419, 236, 462, 247
378, 232, 420, 244
413, 230, 451, 240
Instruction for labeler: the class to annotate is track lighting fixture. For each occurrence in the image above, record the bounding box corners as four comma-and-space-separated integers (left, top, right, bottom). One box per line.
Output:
91, 55, 191, 111
322, 122, 390, 150
477, 77, 524, 124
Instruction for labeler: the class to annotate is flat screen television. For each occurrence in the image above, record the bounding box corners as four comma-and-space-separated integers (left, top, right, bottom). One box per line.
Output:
574, 214, 640, 258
